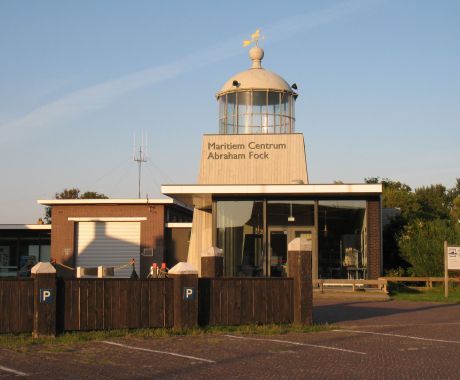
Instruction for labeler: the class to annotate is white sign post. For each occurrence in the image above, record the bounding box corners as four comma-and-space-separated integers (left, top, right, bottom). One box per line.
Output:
445, 241, 460, 298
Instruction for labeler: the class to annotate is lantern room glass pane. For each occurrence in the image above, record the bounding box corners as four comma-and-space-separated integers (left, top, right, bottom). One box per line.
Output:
218, 90, 295, 134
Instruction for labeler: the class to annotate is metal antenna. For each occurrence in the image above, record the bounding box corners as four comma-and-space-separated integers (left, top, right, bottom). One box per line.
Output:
133, 131, 148, 199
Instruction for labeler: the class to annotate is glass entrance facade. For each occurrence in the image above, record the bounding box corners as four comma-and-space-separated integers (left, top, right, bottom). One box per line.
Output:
215, 198, 368, 279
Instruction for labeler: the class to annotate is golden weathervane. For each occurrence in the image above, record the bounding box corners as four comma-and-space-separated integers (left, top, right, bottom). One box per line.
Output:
243, 29, 264, 47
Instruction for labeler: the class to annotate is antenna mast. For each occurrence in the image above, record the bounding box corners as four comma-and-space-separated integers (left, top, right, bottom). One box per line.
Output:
133, 131, 148, 199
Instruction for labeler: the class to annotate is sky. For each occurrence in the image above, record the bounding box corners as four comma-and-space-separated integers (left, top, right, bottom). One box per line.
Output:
0, 0, 459, 223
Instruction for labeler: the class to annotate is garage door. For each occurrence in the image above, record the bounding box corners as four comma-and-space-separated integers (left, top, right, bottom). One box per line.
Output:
76, 221, 140, 278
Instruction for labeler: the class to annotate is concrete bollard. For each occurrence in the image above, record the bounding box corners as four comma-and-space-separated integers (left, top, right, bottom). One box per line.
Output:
201, 246, 223, 278
168, 262, 199, 329
287, 238, 313, 325
31, 262, 57, 338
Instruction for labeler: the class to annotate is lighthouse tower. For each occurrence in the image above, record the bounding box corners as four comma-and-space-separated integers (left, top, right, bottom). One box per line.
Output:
184, 43, 309, 272
162, 37, 382, 279
198, 44, 308, 186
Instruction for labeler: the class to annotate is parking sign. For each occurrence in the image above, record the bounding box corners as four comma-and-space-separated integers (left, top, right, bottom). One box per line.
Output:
40, 288, 54, 304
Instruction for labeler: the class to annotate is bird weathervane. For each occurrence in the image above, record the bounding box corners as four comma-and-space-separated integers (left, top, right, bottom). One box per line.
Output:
243, 29, 264, 47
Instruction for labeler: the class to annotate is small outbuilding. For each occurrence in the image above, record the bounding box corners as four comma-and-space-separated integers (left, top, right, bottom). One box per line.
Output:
37, 198, 192, 278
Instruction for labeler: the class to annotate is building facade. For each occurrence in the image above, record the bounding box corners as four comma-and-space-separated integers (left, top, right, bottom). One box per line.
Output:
37, 199, 192, 278
0, 224, 51, 277
162, 45, 382, 279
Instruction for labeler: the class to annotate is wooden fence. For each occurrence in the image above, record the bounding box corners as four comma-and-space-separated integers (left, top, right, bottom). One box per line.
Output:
0, 277, 296, 334
58, 279, 174, 332
198, 278, 293, 326
0, 279, 34, 333
314, 279, 388, 293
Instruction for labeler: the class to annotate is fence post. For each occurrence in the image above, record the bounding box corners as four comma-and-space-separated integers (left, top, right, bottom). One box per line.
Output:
201, 247, 223, 278
31, 262, 57, 338
169, 262, 198, 329
288, 238, 313, 325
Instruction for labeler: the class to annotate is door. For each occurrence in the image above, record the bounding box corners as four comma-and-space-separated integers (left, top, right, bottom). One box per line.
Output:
268, 227, 315, 277
76, 221, 141, 278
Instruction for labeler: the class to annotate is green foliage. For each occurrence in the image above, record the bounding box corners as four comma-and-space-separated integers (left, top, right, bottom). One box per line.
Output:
366, 177, 460, 274
398, 219, 460, 276
0, 324, 332, 351
414, 185, 449, 220
390, 284, 460, 303
451, 197, 460, 222
44, 188, 109, 223
54, 188, 108, 200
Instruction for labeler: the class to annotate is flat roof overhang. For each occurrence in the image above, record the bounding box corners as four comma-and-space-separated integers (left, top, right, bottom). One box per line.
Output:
161, 183, 383, 209
0, 224, 52, 230
37, 198, 187, 207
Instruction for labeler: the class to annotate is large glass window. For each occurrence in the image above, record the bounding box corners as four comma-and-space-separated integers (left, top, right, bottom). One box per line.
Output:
0, 240, 17, 277
217, 201, 265, 276
318, 200, 367, 279
218, 90, 295, 134
267, 200, 315, 277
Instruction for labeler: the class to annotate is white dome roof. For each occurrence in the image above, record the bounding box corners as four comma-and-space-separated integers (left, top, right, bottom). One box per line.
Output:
217, 46, 295, 97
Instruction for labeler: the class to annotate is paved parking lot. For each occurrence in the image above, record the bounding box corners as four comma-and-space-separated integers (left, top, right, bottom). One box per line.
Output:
1, 299, 460, 379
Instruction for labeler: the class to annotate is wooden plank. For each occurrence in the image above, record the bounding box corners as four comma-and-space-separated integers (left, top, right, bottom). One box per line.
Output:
118, 280, 129, 329
164, 279, 174, 328
239, 279, 253, 325
213, 279, 223, 325
85, 280, 96, 330
0, 282, 4, 333
267, 280, 277, 324
128, 280, 141, 329
103, 280, 113, 330
2, 282, 11, 333
139, 280, 149, 328
95, 280, 104, 330
253, 279, 267, 324
149, 280, 162, 327
198, 278, 210, 326
67, 280, 78, 331
228, 279, 241, 326
79, 280, 89, 331
19, 280, 33, 332
282, 279, 293, 323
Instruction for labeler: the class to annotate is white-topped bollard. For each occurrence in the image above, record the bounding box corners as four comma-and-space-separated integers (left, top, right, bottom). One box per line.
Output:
31, 262, 57, 338
168, 262, 199, 329
201, 246, 223, 278
287, 238, 313, 325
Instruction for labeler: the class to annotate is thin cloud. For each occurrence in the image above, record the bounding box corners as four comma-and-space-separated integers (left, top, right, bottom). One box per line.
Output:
0, 0, 380, 142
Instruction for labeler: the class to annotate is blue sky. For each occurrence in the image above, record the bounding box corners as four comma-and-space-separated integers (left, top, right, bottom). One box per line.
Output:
0, 0, 459, 223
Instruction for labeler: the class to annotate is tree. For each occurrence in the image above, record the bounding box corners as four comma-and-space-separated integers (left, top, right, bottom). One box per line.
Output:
398, 219, 460, 276
44, 188, 108, 223
452, 197, 460, 223
414, 185, 449, 221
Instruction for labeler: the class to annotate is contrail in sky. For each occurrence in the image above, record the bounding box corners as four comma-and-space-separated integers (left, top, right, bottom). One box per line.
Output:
0, 0, 382, 141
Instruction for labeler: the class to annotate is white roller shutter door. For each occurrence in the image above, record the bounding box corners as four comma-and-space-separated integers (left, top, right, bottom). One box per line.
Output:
76, 221, 140, 278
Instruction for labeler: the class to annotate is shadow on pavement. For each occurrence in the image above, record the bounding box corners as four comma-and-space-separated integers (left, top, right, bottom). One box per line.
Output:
313, 300, 459, 324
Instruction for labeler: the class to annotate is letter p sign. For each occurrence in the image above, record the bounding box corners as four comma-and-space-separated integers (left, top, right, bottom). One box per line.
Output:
40, 288, 54, 304
183, 287, 195, 301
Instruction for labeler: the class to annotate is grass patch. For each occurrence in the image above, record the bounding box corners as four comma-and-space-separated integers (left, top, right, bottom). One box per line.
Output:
390, 283, 460, 303
0, 323, 332, 351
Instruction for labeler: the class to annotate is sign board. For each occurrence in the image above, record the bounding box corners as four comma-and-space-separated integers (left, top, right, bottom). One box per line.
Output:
183, 287, 195, 301
39, 288, 54, 304
447, 246, 460, 270
199, 134, 308, 185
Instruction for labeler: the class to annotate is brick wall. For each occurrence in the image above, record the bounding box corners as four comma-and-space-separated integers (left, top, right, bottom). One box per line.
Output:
50, 204, 164, 278
367, 197, 382, 279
